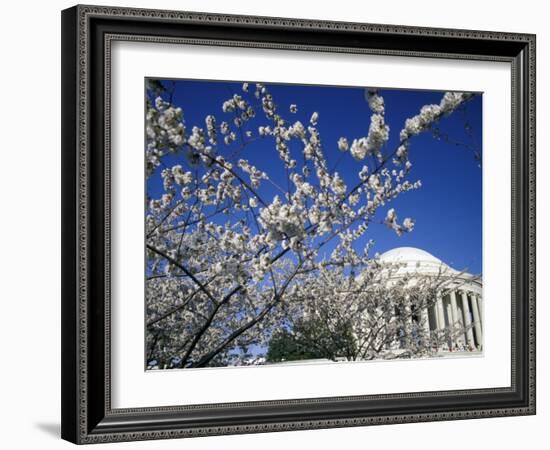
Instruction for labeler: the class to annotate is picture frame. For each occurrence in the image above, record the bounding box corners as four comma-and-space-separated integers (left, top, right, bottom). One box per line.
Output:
61, 4, 536, 444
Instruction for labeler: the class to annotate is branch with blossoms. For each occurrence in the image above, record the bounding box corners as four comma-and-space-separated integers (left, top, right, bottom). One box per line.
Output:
144, 80, 477, 368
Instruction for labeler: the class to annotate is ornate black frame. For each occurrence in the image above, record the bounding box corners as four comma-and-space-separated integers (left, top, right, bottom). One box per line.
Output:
61, 4, 536, 444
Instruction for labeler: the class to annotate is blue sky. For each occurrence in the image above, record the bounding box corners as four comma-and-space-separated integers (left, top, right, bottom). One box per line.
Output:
147, 79, 482, 275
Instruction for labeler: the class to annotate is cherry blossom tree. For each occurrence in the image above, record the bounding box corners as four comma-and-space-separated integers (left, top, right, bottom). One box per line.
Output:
144, 80, 476, 369
272, 261, 475, 363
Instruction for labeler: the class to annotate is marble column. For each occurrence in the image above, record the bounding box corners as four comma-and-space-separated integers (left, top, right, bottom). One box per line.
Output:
475, 295, 483, 332
436, 294, 446, 330
433, 304, 440, 330
405, 300, 414, 334
470, 294, 483, 349
449, 291, 462, 347
436, 294, 447, 350
460, 290, 475, 349
421, 308, 430, 335
388, 307, 400, 350
445, 297, 453, 326
445, 296, 454, 349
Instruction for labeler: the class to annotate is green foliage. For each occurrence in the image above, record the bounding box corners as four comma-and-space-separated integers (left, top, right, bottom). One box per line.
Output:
266, 328, 323, 362
266, 318, 358, 363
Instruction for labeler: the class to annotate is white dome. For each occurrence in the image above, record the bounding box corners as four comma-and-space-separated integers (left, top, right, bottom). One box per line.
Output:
377, 247, 452, 278
379, 247, 443, 265
373, 247, 481, 295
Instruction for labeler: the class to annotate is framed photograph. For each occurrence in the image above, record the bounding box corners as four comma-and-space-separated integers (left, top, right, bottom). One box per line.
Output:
61, 4, 536, 444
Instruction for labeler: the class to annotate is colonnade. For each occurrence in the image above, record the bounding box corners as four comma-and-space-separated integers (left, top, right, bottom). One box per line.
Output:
426, 290, 483, 351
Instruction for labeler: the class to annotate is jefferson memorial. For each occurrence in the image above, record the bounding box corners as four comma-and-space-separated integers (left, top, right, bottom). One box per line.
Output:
379, 247, 483, 354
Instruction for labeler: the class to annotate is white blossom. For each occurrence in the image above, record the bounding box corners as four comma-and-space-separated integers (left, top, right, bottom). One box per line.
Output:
205, 115, 217, 145
220, 121, 230, 135
310, 111, 319, 126
330, 172, 347, 196
338, 137, 349, 152
403, 217, 415, 232
366, 90, 385, 114
171, 165, 193, 185
224, 132, 237, 145
350, 138, 368, 161
145, 97, 186, 175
